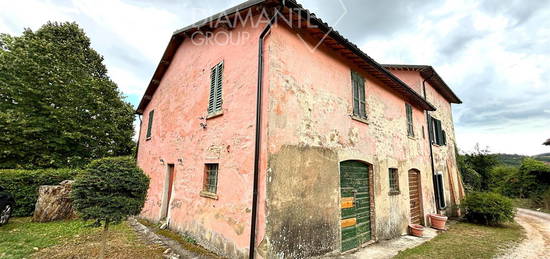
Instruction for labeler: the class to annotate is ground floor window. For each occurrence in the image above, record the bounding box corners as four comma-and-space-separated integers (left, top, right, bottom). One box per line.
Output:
389, 168, 400, 194
203, 164, 219, 194
434, 172, 446, 209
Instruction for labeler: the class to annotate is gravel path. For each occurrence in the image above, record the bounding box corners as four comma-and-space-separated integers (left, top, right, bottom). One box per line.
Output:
497, 208, 550, 259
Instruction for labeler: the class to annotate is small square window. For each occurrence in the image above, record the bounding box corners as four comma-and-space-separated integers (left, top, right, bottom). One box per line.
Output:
389, 168, 400, 194
203, 164, 218, 195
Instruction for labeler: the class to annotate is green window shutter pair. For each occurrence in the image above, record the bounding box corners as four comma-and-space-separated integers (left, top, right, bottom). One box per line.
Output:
430, 117, 447, 146
208, 62, 224, 114
406, 104, 414, 137
351, 71, 366, 119
146, 110, 154, 139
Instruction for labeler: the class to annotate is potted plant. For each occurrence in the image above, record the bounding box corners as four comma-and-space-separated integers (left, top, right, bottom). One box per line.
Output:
409, 224, 424, 237
429, 214, 448, 230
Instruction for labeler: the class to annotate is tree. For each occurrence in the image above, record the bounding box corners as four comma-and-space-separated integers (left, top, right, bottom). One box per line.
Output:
457, 148, 482, 192
0, 22, 134, 169
489, 165, 519, 195
517, 158, 550, 199
463, 144, 499, 191
72, 157, 149, 259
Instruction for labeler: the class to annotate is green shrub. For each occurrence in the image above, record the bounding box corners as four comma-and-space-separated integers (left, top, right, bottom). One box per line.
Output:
0, 169, 80, 216
72, 156, 149, 226
462, 192, 515, 226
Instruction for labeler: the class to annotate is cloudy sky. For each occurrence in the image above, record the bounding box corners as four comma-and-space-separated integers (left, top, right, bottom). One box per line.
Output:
1, 0, 549, 155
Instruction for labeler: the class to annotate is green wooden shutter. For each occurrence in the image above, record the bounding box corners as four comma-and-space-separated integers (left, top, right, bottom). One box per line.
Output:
208, 62, 223, 114
406, 104, 414, 137
351, 71, 360, 116
434, 119, 443, 145
215, 62, 223, 111
358, 75, 366, 118
146, 110, 154, 139
351, 71, 366, 118
208, 66, 216, 114
429, 116, 435, 143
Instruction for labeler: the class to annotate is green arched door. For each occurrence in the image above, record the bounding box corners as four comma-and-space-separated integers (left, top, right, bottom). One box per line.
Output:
340, 161, 372, 252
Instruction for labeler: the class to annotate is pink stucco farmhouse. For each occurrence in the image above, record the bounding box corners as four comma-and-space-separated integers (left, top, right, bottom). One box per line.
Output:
135, 0, 464, 258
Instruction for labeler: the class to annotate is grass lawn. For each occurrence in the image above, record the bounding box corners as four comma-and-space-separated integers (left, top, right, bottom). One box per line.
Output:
0, 217, 165, 259
394, 221, 524, 259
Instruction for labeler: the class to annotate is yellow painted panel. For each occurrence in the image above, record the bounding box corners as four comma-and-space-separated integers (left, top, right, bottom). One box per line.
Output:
341, 197, 354, 209
341, 218, 357, 228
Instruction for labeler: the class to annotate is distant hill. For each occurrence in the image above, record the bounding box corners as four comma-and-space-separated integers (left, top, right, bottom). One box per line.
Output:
495, 153, 528, 167
494, 153, 550, 166
534, 153, 550, 163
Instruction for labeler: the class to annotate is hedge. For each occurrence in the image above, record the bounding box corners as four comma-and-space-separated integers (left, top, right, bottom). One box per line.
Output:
462, 192, 515, 226
0, 169, 80, 217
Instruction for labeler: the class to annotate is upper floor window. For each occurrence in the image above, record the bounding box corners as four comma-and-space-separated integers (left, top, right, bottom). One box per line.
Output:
430, 116, 447, 146
146, 110, 154, 140
406, 103, 414, 137
351, 70, 367, 119
208, 61, 224, 116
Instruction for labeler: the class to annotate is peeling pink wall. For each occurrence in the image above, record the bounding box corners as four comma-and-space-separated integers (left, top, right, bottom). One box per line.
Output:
137, 20, 267, 258
389, 69, 463, 214
263, 23, 438, 250
137, 15, 461, 258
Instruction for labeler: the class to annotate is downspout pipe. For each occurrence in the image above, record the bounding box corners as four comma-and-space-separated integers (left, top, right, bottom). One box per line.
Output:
422, 72, 441, 212
250, 4, 282, 259
135, 114, 143, 160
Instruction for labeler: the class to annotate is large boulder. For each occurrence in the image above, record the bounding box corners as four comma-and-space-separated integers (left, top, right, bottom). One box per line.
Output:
32, 180, 77, 222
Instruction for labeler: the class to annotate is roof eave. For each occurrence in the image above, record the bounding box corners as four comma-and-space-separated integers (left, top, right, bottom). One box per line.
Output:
383, 64, 462, 104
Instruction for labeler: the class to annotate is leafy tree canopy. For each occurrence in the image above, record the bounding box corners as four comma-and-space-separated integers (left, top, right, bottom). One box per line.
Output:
0, 22, 134, 169
462, 145, 499, 191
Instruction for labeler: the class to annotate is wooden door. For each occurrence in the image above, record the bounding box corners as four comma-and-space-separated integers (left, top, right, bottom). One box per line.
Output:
340, 161, 371, 252
408, 170, 422, 225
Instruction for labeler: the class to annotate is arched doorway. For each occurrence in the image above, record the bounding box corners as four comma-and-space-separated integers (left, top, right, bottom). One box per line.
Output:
340, 161, 372, 252
408, 169, 423, 225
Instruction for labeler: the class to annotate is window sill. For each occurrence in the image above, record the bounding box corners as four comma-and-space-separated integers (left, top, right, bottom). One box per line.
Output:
206, 111, 223, 120
407, 135, 417, 140
351, 115, 369, 125
200, 191, 218, 200
388, 190, 401, 196
146, 137, 151, 141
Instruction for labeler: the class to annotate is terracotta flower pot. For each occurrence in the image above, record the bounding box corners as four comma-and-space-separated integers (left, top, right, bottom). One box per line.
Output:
409, 224, 424, 237
429, 214, 448, 230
